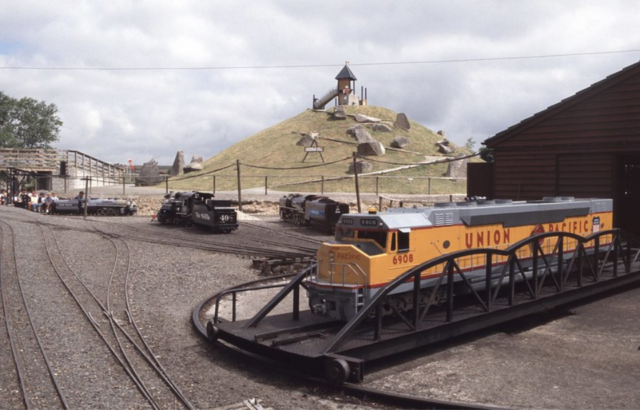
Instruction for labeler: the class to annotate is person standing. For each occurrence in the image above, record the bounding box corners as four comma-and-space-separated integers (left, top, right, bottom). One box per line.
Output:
20, 189, 31, 210
75, 191, 85, 213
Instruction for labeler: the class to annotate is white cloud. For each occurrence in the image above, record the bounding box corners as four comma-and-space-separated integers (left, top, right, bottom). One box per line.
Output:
1, 0, 640, 163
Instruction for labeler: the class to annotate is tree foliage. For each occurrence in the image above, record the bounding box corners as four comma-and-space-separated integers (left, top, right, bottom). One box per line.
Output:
479, 146, 494, 163
465, 137, 476, 152
0, 91, 63, 149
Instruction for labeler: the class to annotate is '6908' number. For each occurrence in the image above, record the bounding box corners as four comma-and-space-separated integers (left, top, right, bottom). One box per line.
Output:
393, 254, 413, 264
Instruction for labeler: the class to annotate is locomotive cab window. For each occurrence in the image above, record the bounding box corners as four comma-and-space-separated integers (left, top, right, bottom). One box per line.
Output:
390, 232, 397, 252
398, 228, 410, 252
357, 229, 387, 250
336, 227, 355, 241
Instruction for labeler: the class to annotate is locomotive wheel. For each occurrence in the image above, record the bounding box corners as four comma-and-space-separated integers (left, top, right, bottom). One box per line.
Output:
107, 208, 117, 216
324, 358, 350, 385
96, 208, 104, 215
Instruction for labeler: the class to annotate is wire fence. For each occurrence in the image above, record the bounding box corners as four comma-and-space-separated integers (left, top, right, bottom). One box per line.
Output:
2, 154, 472, 210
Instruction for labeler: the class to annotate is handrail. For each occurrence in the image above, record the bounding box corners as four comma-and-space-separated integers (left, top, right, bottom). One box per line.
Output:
245, 263, 317, 328
213, 283, 289, 324
325, 261, 368, 288
321, 229, 639, 354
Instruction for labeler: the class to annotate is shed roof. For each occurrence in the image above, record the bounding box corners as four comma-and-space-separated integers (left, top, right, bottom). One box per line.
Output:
484, 59, 640, 147
335, 64, 358, 81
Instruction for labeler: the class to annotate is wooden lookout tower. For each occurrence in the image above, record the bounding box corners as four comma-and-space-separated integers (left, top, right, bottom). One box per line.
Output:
336, 63, 359, 106
312, 62, 367, 109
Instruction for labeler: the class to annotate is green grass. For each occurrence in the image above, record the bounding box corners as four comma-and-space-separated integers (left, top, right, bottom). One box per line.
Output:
166, 105, 474, 194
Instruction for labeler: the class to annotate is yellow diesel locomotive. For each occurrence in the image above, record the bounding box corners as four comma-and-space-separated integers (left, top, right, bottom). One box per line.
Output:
306, 197, 613, 321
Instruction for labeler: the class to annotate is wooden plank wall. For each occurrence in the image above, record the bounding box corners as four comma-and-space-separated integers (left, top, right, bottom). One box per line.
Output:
556, 154, 613, 198
496, 74, 640, 152
491, 69, 640, 200
493, 152, 556, 200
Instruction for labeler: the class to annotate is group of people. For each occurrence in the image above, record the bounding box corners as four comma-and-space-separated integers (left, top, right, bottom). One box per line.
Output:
12, 188, 60, 213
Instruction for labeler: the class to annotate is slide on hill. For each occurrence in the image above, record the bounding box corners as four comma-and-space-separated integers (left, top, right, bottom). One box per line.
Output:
313, 88, 339, 109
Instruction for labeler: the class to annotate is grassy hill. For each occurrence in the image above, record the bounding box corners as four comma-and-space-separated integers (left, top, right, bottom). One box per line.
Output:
168, 105, 471, 195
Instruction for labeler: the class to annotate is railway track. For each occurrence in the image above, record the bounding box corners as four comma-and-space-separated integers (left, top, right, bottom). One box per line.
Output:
0, 210, 199, 408
40, 221, 196, 408
0, 212, 319, 259
0, 220, 69, 409
93, 226, 195, 409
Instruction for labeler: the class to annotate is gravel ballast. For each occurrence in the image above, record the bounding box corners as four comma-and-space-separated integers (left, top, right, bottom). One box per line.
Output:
0, 206, 380, 409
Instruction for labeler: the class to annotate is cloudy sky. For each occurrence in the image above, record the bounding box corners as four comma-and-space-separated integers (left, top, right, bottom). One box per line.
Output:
1, 0, 639, 165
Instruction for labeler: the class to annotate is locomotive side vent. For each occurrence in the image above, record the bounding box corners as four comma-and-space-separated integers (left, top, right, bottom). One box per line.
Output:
445, 212, 454, 225
434, 212, 454, 226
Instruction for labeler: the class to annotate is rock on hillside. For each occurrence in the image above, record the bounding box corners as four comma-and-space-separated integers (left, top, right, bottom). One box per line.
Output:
166, 105, 469, 192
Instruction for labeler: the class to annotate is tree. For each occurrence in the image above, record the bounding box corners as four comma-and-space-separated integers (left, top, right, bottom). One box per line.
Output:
0, 91, 63, 149
465, 137, 476, 152
479, 146, 494, 163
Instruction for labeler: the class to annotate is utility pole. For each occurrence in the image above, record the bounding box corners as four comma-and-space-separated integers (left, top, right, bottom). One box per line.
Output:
353, 153, 361, 213
236, 159, 243, 212
83, 177, 90, 219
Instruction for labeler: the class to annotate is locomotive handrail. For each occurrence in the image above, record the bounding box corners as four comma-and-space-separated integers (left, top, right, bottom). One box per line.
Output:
326, 261, 368, 289
321, 229, 639, 354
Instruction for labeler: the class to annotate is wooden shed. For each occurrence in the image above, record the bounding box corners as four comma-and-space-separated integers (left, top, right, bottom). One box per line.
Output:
482, 60, 640, 236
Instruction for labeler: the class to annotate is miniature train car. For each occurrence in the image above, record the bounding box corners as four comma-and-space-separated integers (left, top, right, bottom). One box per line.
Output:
306, 197, 613, 321
279, 193, 349, 233
157, 191, 238, 233
51, 197, 138, 215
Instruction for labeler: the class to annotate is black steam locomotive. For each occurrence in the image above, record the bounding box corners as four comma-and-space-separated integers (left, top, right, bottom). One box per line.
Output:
278, 194, 349, 233
157, 191, 238, 233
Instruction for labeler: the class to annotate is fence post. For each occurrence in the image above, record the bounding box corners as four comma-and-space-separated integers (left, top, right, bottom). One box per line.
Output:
165, 176, 169, 194
122, 176, 126, 196
321, 175, 324, 195
264, 176, 268, 195
236, 159, 242, 212
213, 175, 216, 194
376, 177, 379, 196
353, 153, 361, 213
378, 196, 382, 211
83, 177, 90, 219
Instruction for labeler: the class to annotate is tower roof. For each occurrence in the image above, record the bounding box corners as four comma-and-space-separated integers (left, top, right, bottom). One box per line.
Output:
335, 64, 357, 81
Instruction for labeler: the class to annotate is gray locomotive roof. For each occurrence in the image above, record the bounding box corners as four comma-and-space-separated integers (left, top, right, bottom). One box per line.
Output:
339, 198, 612, 230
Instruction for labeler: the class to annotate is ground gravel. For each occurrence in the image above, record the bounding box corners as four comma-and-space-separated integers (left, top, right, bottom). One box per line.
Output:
0, 205, 386, 409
